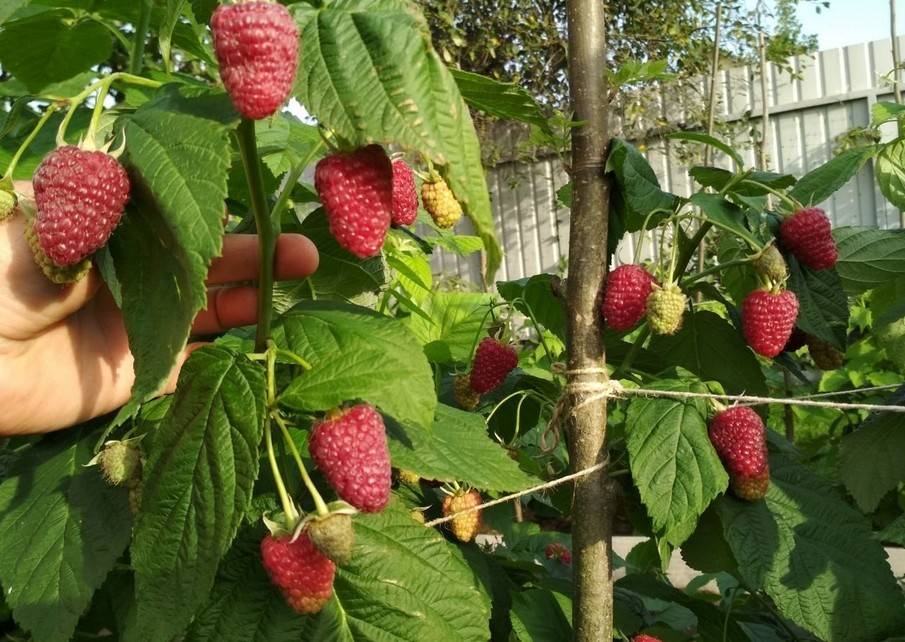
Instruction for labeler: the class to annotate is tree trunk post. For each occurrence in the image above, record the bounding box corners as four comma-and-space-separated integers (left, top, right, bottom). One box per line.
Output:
565, 1, 614, 640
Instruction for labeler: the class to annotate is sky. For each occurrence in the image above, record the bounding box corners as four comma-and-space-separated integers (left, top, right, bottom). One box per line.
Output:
794, 0, 895, 51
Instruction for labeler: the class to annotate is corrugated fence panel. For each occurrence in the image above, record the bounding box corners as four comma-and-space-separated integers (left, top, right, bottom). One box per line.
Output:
430, 37, 905, 283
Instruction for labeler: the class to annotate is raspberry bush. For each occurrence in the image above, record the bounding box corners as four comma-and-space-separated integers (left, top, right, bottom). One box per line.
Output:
0, 2, 903, 642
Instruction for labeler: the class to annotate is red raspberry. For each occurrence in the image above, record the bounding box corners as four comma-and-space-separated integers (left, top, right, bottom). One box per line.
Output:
211, 1, 299, 120
742, 288, 799, 358
708, 406, 770, 501
601, 265, 656, 331
33, 146, 130, 266
779, 207, 838, 270
390, 159, 418, 226
469, 338, 518, 394
544, 542, 572, 565
633, 636, 663, 642
260, 531, 335, 614
309, 404, 391, 512
315, 145, 393, 258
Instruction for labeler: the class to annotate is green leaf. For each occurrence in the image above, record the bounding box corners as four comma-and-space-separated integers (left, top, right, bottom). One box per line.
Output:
834, 226, 905, 295
277, 301, 437, 430
789, 147, 875, 206
510, 588, 572, 642
689, 193, 761, 248
255, 114, 323, 176
387, 404, 540, 492
0, 425, 131, 642
607, 138, 679, 231
111, 86, 235, 421
497, 274, 566, 341
451, 68, 552, 136
718, 452, 905, 641
872, 101, 905, 126
405, 291, 493, 364
877, 138, 905, 210
292, 1, 501, 281
0, 0, 30, 25
626, 378, 729, 546
186, 527, 306, 642
839, 386, 905, 513
0, 12, 112, 91
666, 131, 743, 168
159, 0, 187, 73
786, 256, 849, 348
648, 310, 767, 395
306, 501, 491, 641
689, 166, 795, 194
131, 345, 266, 642
879, 513, 905, 547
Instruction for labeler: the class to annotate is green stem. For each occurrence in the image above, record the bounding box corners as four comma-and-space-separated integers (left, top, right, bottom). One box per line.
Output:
2, 105, 58, 183
265, 419, 295, 529
86, 82, 111, 144
613, 325, 649, 379
273, 413, 329, 516
269, 141, 325, 222
130, 0, 153, 75
236, 118, 278, 352
738, 179, 801, 211
676, 222, 712, 277
513, 296, 555, 363
682, 257, 752, 286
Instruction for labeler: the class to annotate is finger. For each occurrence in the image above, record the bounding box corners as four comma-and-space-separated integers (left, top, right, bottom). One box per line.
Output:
192, 285, 259, 335
206, 234, 319, 285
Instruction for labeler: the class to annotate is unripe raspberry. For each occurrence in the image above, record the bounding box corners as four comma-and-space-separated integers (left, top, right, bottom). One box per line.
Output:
410, 508, 426, 524
261, 532, 335, 614
309, 404, 392, 513
780, 207, 838, 270
469, 338, 518, 394
421, 175, 462, 229
33, 145, 130, 266
742, 288, 799, 358
306, 513, 354, 566
708, 406, 770, 501
806, 335, 844, 370
391, 159, 418, 226
97, 440, 142, 487
24, 218, 91, 284
753, 243, 788, 282
397, 469, 421, 486
646, 283, 687, 335
601, 265, 656, 331
211, 1, 299, 120
0, 189, 16, 221
453, 373, 480, 410
442, 488, 483, 542
315, 145, 393, 258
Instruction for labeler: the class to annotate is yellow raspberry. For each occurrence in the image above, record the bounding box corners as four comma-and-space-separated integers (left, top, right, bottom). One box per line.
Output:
421, 176, 462, 229
0, 189, 16, 221
24, 218, 91, 284
646, 283, 687, 335
442, 489, 483, 542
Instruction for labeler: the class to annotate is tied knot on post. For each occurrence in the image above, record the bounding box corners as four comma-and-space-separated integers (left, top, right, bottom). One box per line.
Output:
540, 367, 622, 452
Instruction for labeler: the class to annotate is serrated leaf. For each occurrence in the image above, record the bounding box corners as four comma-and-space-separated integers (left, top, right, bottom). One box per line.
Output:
879, 513, 905, 546
256, 114, 323, 176
450, 68, 552, 136
607, 138, 679, 231
789, 147, 875, 206
186, 527, 306, 642
877, 138, 905, 210
509, 588, 572, 642
131, 345, 266, 642
717, 452, 905, 641
111, 86, 235, 422
0, 0, 29, 25
872, 101, 905, 126
306, 501, 491, 641
497, 274, 566, 341
626, 378, 729, 546
786, 256, 849, 348
0, 12, 112, 91
276, 301, 437, 430
689, 166, 795, 194
834, 226, 905, 295
690, 192, 762, 248
0, 425, 131, 642
292, 1, 501, 281
159, 0, 187, 73
388, 404, 539, 491
405, 291, 493, 364
648, 310, 767, 395
839, 386, 905, 513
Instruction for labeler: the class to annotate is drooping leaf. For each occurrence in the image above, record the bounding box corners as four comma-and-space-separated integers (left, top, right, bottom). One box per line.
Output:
834, 226, 905, 295
666, 131, 743, 168
277, 301, 437, 430
291, 1, 501, 281
451, 68, 552, 136
607, 138, 679, 231
387, 404, 539, 492
689, 166, 795, 194
405, 291, 494, 364
0, 424, 131, 642
786, 256, 849, 348
839, 386, 905, 513
648, 310, 767, 395
626, 378, 729, 546
877, 138, 905, 210
718, 452, 905, 641
872, 101, 905, 126
303, 501, 491, 641
131, 345, 266, 642
689, 192, 761, 247
789, 146, 875, 206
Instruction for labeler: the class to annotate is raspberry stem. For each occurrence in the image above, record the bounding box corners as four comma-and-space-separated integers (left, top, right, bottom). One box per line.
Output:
264, 419, 297, 530
681, 256, 752, 286
236, 118, 278, 352
738, 179, 802, 212
273, 412, 330, 517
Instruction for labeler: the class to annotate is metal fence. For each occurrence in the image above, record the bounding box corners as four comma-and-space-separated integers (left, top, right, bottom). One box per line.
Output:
433, 36, 905, 285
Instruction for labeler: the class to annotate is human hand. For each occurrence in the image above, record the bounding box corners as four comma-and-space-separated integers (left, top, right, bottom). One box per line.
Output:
0, 183, 318, 435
